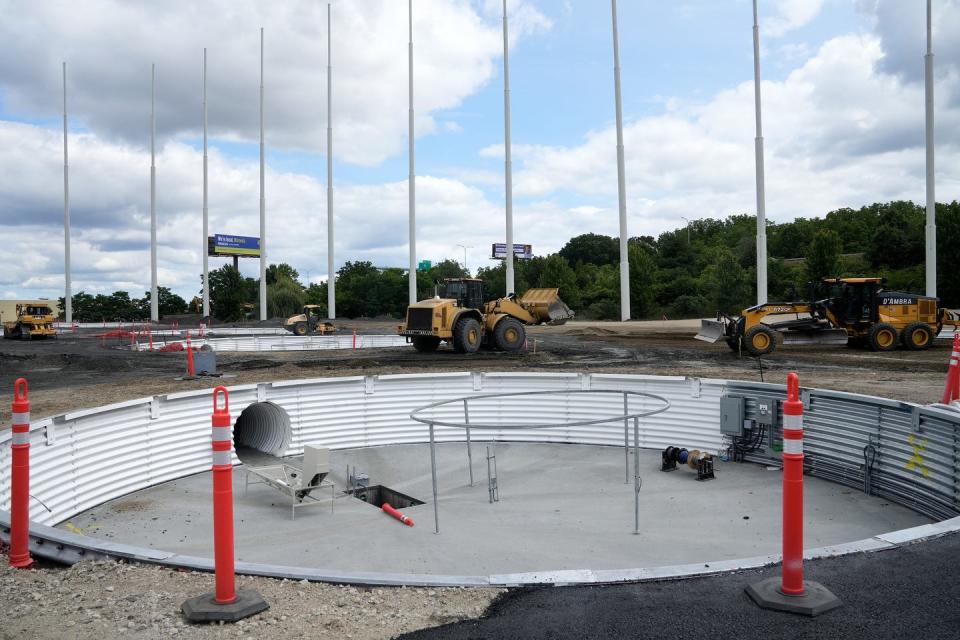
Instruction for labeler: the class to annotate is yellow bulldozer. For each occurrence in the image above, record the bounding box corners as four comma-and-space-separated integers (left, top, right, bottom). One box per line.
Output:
3, 304, 57, 340
696, 277, 960, 356
398, 278, 574, 353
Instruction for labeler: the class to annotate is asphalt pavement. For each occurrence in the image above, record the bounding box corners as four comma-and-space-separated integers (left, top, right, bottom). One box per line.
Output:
400, 532, 960, 640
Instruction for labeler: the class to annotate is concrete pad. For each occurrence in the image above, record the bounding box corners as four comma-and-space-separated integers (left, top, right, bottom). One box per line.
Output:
59, 442, 931, 577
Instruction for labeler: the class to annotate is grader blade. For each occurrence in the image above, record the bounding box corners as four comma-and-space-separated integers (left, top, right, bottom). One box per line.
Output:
694, 319, 727, 343
781, 329, 848, 346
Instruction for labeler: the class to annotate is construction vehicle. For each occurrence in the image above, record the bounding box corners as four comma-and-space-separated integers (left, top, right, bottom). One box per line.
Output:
3, 304, 57, 340
398, 278, 574, 353
284, 305, 337, 336
695, 277, 960, 356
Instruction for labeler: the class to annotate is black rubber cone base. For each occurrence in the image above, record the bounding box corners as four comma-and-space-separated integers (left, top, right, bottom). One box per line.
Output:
746, 577, 842, 617
181, 589, 269, 623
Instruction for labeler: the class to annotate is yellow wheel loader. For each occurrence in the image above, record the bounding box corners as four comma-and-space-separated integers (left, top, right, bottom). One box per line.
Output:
398, 278, 574, 354
284, 305, 337, 336
695, 277, 959, 357
3, 304, 57, 340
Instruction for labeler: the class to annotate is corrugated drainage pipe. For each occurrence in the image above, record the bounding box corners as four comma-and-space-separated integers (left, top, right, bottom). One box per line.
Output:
233, 402, 292, 456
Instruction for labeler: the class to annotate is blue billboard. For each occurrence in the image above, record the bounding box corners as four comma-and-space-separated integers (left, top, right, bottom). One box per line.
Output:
208, 235, 261, 257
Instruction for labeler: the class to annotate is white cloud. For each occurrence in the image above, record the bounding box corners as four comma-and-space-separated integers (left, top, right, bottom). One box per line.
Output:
0, 0, 549, 166
763, 0, 826, 38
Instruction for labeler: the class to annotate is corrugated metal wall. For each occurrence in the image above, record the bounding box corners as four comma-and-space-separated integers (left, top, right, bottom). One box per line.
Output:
134, 334, 410, 352
2, 373, 957, 528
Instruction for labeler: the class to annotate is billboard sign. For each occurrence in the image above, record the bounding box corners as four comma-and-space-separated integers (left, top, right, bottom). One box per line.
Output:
491, 243, 533, 260
208, 235, 261, 257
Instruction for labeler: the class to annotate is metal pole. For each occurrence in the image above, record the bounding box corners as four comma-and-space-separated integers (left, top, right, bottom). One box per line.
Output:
429, 422, 439, 534
258, 27, 267, 321
752, 0, 768, 305
202, 48, 210, 319
611, 0, 630, 321
464, 398, 474, 486
925, 0, 936, 297
633, 416, 640, 534
502, 0, 515, 296
63, 62, 72, 324
326, 4, 336, 320
408, 0, 417, 305
623, 392, 629, 484
150, 63, 158, 323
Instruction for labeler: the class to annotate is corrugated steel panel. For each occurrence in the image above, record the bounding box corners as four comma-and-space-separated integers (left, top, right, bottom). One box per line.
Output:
134, 334, 410, 352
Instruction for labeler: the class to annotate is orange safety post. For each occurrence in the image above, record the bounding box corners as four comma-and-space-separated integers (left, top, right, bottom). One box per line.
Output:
943, 335, 960, 404
352, 328, 357, 350
780, 372, 805, 595
746, 371, 840, 615
148, 328, 153, 352
211, 387, 236, 603
382, 502, 415, 527
9, 378, 33, 568
186, 333, 196, 377
181, 387, 267, 621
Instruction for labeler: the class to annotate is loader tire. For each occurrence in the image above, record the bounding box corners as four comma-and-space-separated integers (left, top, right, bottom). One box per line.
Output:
412, 336, 441, 352
493, 317, 525, 352
453, 317, 482, 354
293, 322, 309, 336
743, 325, 777, 357
868, 323, 898, 351
900, 322, 934, 351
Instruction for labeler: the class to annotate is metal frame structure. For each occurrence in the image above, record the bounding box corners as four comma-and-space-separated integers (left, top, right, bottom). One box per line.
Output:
410, 389, 671, 534
244, 463, 335, 520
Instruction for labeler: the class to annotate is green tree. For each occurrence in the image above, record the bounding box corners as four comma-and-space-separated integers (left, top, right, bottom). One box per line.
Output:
558, 233, 620, 267
139, 287, 188, 318
267, 275, 306, 318
207, 265, 256, 321
266, 263, 301, 286
699, 247, 750, 313
805, 230, 842, 282
538, 254, 580, 309
937, 201, 960, 307
628, 243, 656, 318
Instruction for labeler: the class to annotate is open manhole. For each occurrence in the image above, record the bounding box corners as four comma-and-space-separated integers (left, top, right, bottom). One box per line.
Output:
346, 485, 424, 509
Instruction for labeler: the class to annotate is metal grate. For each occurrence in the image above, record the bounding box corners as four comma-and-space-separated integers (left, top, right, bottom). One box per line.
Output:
405, 308, 434, 332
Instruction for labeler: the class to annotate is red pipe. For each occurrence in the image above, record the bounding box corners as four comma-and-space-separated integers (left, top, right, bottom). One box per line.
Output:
210, 386, 237, 604
9, 378, 33, 568
382, 502, 414, 527
781, 372, 805, 596
186, 333, 196, 377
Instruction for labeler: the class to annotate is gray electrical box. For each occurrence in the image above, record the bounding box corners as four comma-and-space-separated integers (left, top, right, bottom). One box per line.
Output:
720, 395, 746, 436
755, 397, 777, 426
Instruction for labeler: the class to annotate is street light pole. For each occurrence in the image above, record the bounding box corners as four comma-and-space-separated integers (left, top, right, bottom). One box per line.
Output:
457, 244, 472, 274
681, 217, 690, 244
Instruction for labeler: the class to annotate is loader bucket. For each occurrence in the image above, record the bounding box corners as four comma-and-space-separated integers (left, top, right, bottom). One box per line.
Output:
518, 288, 576, 325
781, 329, 848, 346
694, 319, 727, 343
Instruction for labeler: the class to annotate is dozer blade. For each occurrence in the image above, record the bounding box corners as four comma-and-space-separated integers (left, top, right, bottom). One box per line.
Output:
694, 319, 727, 343
781, 329, 848, 346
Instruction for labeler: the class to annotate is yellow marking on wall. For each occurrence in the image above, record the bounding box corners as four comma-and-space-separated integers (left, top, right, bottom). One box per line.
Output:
905, 434, 930, 478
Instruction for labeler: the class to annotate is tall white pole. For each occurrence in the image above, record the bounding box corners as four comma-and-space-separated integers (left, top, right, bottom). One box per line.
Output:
150, 63, 158, 323
502, 0, 515, 296
611, 0, 630, 321
752, 0, 768, 305
202, 48, 210, 319
63, 62, 72, 324
408, 0, 417, 304
326, 4, 336, 319
258, 27, 267, 320
924, 0, 936, 297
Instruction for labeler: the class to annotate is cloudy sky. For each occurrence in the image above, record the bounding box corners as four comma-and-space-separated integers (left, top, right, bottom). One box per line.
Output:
1, 0, 958, 302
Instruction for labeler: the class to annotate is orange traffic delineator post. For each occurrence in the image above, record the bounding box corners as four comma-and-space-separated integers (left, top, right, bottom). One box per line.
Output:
382, 502, 415, 526
746, 372, 841, 616
186, 333, 196, 378
8, 378, 33, 569
942, 335, 960, 404
182, 387, 268, 623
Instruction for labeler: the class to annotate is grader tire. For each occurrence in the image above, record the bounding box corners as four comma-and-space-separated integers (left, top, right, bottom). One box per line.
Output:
900, 322, 934, 351
743, 325, 777, 357
868, 323, 898, 352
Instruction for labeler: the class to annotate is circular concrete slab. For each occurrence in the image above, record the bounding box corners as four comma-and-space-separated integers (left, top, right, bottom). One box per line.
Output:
59, 443, 930, 577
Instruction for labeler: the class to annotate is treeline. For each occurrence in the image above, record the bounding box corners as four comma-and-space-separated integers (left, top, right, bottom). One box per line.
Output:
59, 287, 189, 322
60, 200, 960, 322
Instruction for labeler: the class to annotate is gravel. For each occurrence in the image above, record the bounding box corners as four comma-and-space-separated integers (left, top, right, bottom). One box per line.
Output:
0, 551, 502, 640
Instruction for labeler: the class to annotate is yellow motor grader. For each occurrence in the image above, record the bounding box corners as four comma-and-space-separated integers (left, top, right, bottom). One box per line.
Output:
696, 277, 960, 356
3, 304, 57, 340
398, 278, 574, 353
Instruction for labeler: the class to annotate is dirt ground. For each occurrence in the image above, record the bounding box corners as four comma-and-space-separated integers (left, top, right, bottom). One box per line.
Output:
0, 318, 955, 638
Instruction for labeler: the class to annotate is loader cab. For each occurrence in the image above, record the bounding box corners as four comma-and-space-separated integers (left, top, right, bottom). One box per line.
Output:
440, 278, 484, 311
